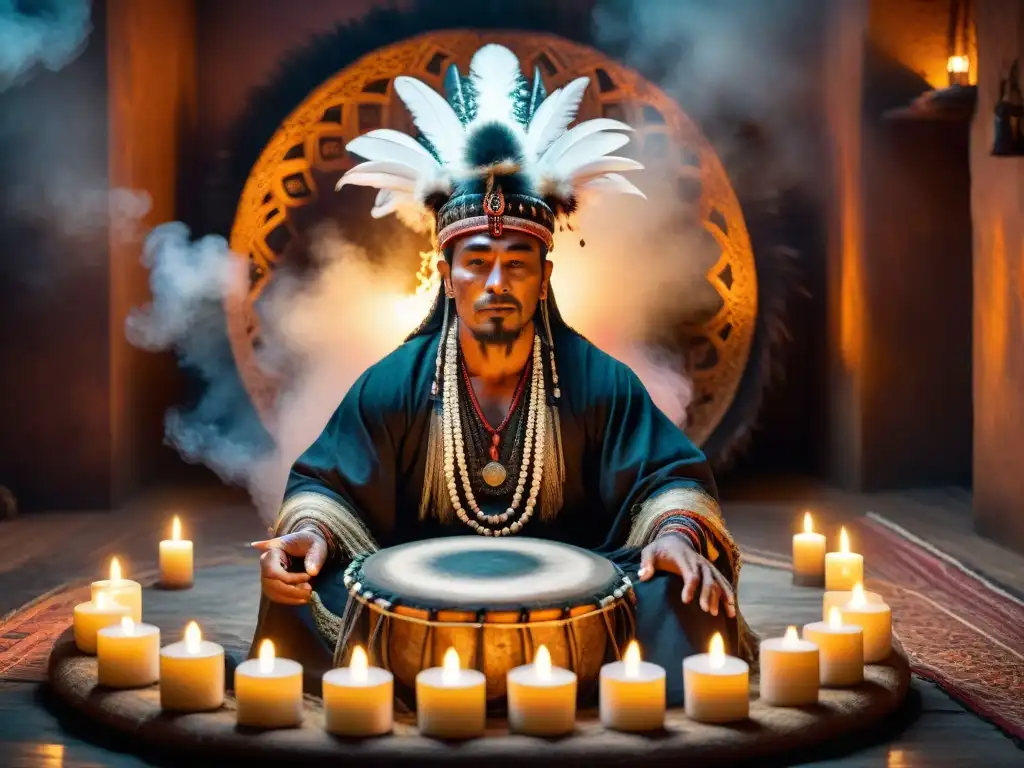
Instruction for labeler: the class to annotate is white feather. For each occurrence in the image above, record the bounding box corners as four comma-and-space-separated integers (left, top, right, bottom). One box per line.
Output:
392, 76, 465, 166
551, 132, 631, 177
569, 156, 644, 185
468, 44, 525, 132
537, 118, 633, 170
375, 189, 392, 206
345, 135, 439, 177
335, 171, 416, 194
336, 160, 420, 186
525, 77, 590, 160
579, 173, 647, 198
360, 128, 434, 155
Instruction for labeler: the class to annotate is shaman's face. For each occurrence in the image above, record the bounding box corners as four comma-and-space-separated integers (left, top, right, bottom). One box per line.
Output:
440, 231, 552, 345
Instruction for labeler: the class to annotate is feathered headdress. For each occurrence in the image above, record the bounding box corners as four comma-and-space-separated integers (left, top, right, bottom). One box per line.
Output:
337, 43, 646, 250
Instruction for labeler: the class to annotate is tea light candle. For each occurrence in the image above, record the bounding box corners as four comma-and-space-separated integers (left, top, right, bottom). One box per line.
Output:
97, 617, 160, 688
823, 587, 883, 619
507, 644, 577, 736
91, 557, 142, 622
793, 511, 826, 586
235, 639, 303, 728
416, 647, 486, 739
323, 646, 394, 737
841, 583, 892, 662
159, 621, 225, 711
803, 607, 864, 687
683, 632, 750, 723
759, 626, 820, 707
159, 516, 194, 589
825, 527, 863, 591
73, 591, 132, 654
599, 640, 666, 732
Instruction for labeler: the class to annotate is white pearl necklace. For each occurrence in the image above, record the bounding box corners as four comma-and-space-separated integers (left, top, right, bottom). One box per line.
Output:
440, 319, 546, 536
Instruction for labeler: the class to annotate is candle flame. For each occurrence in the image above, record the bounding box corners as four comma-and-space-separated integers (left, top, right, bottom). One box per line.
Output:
110, 557, 122, 582
121, 616, 135, 635
850, 582, 867, 608
96, 591, 109, 610
828, 606, 843, 630
783, 626, 799, 646
258, 639, 275, 673
171, 516, 181, 541
839, 527, 850, 554
185, 621, 201, 653
441, 647, 461, 684
534, 644, 552, 680
947, 54, 969, 74
803, 511, 813, 534
708, 632, 726, 669
623, 640, 641, 678
350, 645, 368, 683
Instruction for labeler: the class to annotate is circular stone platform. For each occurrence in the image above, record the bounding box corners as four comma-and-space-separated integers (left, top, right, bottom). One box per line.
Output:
47, 563, 910, 767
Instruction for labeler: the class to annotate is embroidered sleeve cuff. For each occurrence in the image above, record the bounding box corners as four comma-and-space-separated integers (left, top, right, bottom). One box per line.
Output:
276, 491, 379, 561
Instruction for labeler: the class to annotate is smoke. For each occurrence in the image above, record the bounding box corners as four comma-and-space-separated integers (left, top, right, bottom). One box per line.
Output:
0, 0, 92, 93
592, 0, 823, 199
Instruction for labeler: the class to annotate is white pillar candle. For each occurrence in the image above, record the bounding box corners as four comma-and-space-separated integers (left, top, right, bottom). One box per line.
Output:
235, 639, 304, 729
802, 607, 864, 687
159, 516, 194, 589
793, 511, 827, 586
97, 617, 160, 688
322, 646, 394, 737
599, 640, 666, 732
683, 632, 750, 723
759, 626, 820, 707
159, 621, 225, 711
825, 527, 864, 591
841, 583, 892, 662
415, 647, 486, 739
90, 556, 142, 622
507, 644, 577, 736
823, 588, 883, 620
73, 591, 132, 655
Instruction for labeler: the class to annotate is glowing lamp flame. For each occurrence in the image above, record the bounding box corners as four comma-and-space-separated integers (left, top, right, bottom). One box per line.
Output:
623, 640, 641, 678
121, 617, 135, 635
947, 55, 969, 74
828, 606, 843, 630
442, 647, 461, 684
185, 622, 201, 654
171, 516, 182, 541
839, 527, 850, 554
783, 626, 800, 647
708, 632, 726, 669
110, 557, 122, 582
534, 645, 552, 680
850, 582, 867, 609
350, 646, 368, 684
803, 512, 813, 534
258, 639, 275, 674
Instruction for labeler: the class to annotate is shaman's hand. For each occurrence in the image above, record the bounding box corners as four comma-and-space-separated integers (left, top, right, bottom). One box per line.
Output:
250, 528, 328, 605
637, 534, 737, 618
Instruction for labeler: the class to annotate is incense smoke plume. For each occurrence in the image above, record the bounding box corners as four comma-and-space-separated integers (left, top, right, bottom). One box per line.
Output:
129, 1, 818, 518
0, 0, 92, 93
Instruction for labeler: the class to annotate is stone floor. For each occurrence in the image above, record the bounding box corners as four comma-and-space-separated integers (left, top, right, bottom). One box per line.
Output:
1, 479, 1022, 767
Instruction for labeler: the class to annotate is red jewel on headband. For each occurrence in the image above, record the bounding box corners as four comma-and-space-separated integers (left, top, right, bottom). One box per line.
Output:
485, 187, 506, 238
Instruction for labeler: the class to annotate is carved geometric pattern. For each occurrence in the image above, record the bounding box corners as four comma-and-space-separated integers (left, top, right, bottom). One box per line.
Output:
226, 31, 757, 447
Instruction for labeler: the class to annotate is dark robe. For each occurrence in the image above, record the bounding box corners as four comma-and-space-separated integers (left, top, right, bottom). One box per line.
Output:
253, 320, 744, 706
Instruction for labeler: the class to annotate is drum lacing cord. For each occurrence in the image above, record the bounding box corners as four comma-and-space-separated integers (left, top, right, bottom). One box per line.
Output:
517, 609, 534, 663
561, 606, 581, 674
420, 610, 437, 675
475, 610, 487, 674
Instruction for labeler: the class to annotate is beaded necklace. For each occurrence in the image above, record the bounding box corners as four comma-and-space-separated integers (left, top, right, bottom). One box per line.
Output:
460, 356, 530, 488
441, 319, 546, 536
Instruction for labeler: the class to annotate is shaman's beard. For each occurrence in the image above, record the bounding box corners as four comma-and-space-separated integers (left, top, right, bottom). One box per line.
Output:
467, 316, 524, 346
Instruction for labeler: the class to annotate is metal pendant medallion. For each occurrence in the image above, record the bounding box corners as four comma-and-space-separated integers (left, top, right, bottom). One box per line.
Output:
481, 461, 508, 487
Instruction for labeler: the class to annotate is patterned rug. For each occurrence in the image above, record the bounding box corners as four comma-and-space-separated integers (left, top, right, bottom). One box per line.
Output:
747, 515, 1024, 744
